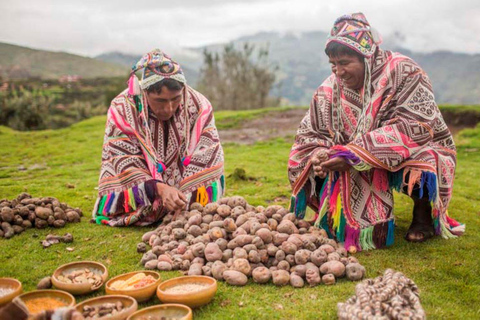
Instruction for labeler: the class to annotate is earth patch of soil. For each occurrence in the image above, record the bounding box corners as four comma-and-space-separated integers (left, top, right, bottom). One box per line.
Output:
218, 108, 477, 144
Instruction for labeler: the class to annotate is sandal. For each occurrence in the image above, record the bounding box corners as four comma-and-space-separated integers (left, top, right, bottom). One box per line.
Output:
405, 198, 435, 243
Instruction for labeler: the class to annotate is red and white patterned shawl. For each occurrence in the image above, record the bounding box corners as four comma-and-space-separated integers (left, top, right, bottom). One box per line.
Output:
93, 86, 224, 225
288, 49, 464, 250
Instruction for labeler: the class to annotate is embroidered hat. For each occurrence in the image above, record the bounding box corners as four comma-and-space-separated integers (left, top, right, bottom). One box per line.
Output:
326, 12, 382, 57
128, 49, 186, 95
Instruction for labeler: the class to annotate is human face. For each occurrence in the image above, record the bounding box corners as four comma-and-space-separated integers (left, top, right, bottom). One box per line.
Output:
146, 86, 183, 121
329, 55, 365, 90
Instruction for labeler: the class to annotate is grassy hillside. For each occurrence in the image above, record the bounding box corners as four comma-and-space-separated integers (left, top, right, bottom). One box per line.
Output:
0, 112, 479, 319
0, 42, 128, 79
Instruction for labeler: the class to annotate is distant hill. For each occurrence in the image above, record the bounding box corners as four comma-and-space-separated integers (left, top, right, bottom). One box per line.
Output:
97, 32, 478, 105
193, 31, 480, 105
0, 42, 129, 79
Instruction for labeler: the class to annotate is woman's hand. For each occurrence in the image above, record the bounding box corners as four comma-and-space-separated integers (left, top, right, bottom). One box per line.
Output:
320, 157, 351, 172
312, 149, 329, 178
156, 183, 187, 212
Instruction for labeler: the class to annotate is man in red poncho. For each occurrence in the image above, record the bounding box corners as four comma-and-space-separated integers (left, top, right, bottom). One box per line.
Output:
288, 13, 464, 250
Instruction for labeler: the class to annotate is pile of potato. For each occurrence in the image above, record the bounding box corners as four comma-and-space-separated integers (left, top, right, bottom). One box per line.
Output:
0, 193, 82, 239
139, 196, 366, 288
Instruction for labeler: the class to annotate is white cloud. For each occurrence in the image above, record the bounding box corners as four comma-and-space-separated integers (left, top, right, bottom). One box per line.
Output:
0, 0, 478, 56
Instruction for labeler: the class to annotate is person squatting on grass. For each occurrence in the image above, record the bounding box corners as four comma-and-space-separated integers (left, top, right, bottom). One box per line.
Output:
288, 13, 464, 249
92, 49, 225, 226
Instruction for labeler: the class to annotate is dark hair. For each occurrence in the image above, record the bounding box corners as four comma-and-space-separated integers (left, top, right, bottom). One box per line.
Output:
146, 78, 184, 94
325, 41, 364, 61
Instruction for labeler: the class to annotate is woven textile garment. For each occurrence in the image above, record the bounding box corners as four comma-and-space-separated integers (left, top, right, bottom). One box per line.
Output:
288, 13, 464, 250
93, 86, 225, 226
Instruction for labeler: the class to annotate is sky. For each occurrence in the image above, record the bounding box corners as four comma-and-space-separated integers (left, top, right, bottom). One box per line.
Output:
0, 0, 479, 57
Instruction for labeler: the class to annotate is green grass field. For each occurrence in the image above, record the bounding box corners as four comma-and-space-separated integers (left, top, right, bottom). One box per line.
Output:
1, 109, 479, 319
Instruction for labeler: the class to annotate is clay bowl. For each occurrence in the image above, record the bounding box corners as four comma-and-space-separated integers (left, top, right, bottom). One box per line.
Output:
75, 295, 138, 320
0, 278, 22, 306
156, 275, 217, 308
17, 289, 75, 316
51, 261, 108, 295
105, 271, 161, 302
127, 304, 192, 320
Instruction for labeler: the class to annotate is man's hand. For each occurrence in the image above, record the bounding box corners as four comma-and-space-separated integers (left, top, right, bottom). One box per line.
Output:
156, 183, 187, 212
320, 157, 351, 172
312, 149, 329, 178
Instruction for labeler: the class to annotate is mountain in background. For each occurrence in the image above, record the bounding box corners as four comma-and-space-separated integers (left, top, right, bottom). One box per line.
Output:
1, 32, 479, 105
0, 42, 129, 79
192, 31, 480, 105
97, 31, 479, 105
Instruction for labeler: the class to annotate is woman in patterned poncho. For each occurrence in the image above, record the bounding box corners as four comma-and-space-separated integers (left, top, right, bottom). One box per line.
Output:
288, 13, 464, 250
92, 49, 224, 226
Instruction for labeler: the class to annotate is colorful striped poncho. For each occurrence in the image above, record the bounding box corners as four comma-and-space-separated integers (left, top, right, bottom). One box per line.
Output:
288, 49, 464, 250
93, 86, 224, 226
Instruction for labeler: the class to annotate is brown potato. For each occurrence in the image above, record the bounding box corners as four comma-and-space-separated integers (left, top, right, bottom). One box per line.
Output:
295, 249, 311, 265
266, 244, 279, 257
217, 204, 232, 217
231, 206, 246, 219
345, 263, 366, 281
189, 202, 204, 212
281, 242, 297, 255
320, 260, 346, 278
204, 202, 219, 215
208, 227, 225, 240
205, 243, 223, 262
142, 231, 156, 243
291, 265, 307, 277
34, 207, 53, 220
277, 220, 298, 235
273, 233, 289, 246
188, 214, 202, 226
157, 261, 173, 271
322, 273, 335, 285
215, 238, 228, 251
272, 270, 290, 286
223, 270, 248, 286
306, 268, 321, 287
35, 218, 48, 229
145, 260, 158, 270
233, 248, 248, 260
211, 261, 227, 280
223, 218, 237, 233
66, 211, 81, 222
255, 228, 273, 244
188, 263, 203, 275
267, 219, 278, 231
227, 196, 247, 209
277, 260, 290, 271
233, 258, 251, 275
327, 252, 341, 261
319, 244, 335, 254
248, 250, 261, 263
252, 267, 271, 284
37, 276, 52, 289
191, 243, 205, 257
290, 273, 305, 288
310, 249, 328, 267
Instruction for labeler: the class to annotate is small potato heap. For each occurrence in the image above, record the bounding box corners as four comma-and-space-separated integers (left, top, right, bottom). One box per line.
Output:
0, 193, 82, 239
139, 196, 366, 288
